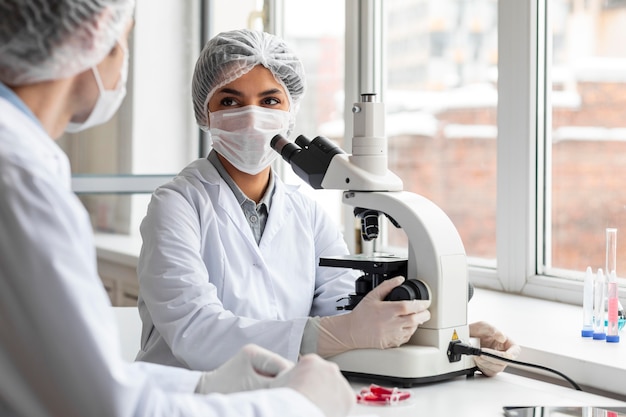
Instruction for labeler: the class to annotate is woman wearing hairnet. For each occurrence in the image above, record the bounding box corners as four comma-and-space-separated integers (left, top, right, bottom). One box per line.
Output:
136, 29, 520, 376
0, 2, 353, 417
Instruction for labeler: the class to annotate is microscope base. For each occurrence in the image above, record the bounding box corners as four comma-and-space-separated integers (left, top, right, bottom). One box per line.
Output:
342, 367, 477, 388
329, 344, 477, 388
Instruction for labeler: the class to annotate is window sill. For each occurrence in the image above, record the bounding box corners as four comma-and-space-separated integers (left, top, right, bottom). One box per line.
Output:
94, 233, 142, 306
94, 232, 142, 268
468, 288, 626, 401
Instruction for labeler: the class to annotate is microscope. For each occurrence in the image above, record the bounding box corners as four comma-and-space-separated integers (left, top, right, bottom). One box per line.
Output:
271, 93, 477, 386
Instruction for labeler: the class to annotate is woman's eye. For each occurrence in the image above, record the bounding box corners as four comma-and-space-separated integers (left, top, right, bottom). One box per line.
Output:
263, 97, 280, 106
220, 97, 237, 106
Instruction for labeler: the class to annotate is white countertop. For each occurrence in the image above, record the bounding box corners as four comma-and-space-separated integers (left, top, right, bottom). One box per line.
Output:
104, 232, 626, 402
468, 288, 626, 400
114, 296, 626, 417
347, 288, 626, 416
349, 372, 625, 417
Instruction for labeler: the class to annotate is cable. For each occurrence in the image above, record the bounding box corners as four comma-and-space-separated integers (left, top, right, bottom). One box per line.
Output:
480, 350, 582, 391
448, 341, 582, 391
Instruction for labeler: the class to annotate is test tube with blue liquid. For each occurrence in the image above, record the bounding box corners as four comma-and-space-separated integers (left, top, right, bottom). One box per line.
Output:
605, 228, 620, 343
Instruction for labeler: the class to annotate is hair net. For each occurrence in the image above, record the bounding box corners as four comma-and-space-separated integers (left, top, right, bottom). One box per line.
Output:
0, 0, 135, 85
192, 29, 306, 131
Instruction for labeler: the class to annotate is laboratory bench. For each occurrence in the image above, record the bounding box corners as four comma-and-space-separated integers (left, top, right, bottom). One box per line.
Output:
115, 306, 625, 417
113, 287, 626, 417
349, 284, 626, 415
104, 230, 626, 408
95, 233, 143, 306
349, 372, 625, 417
468, 288, 626, 401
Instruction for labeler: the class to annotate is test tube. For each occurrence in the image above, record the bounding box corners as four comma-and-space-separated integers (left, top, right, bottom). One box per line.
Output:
606, 270, 620, 343
605, 228, 617, 276
604, 228, 623, 337
592, 268, 606, 340
581, 266, 594, 337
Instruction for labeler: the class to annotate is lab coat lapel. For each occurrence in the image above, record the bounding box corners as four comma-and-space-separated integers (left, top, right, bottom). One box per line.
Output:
259, 179, 295, 250
186, 159, 262, 254
214, 177, 260, 252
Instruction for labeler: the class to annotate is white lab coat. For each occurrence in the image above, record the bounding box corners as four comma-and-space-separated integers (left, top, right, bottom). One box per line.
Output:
0, 89, 323, 417
136, 157, 358, 371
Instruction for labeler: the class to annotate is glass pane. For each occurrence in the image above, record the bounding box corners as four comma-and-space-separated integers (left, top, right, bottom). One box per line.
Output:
384, 0, 498, 263
210, 0, 263, 33
77, 193, 148, 235
281, 0, 346, 229
548, 0, 626, 275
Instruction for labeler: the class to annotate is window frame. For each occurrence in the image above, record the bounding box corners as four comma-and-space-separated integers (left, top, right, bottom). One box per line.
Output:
479, 0, 626, 303
469, 0, 594, 303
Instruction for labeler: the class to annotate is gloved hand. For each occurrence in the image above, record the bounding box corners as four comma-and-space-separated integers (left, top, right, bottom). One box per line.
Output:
195, 344, 294, 394
469, 321, 521, 377
270, 354, 355, 417
315, 276, 431, 357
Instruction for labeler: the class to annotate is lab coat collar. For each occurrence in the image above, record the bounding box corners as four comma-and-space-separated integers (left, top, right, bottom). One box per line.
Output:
0, 86, 71, 188
181, 156, 300, 195
207, 149, 276, 211
0, 81, 41, 126
178, 157, 300, 252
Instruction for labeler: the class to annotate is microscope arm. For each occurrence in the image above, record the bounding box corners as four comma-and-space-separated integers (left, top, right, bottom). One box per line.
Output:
341, 191, 468, 334
271, 134, 403, 191
323, 154, 403, 191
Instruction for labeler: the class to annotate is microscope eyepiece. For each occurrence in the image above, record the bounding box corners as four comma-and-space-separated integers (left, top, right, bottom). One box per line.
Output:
295, 134, 311, 149
270, 134, 287, 151
269, 133, 345, 189
271, 134, 301, 163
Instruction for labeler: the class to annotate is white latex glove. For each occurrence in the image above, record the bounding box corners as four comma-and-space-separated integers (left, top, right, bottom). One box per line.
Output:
315, 276, 431, 357
469, 321, 521, 377
195, 344, 294, 394
270, 354, 355, 417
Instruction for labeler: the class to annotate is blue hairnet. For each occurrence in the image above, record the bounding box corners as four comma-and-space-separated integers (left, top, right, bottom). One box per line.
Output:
192, 29, 306, 131
0, 0, 135, 85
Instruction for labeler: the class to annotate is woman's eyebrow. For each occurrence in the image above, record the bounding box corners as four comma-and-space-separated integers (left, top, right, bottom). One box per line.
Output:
259, 88, 283, 97
217, 88, 243, 96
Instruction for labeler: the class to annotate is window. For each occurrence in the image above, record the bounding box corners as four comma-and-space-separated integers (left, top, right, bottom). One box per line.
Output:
377, 0, 625, 301
384, 0, 498, 266
543, 0, 626, 281
280, 1, 346, 232
60, 0, 626, 303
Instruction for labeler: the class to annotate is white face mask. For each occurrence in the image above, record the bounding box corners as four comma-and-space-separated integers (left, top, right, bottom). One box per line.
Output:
66, 44, 129, 133
209, 106, 291, 175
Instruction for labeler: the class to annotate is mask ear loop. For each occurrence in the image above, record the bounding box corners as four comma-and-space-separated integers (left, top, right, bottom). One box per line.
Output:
91, 67, 106, 96
115, 42, 129, 90
93, 41, 128, 94
273, 77, 296, 138
202, 108, 212, 133
201, 88, 217, 133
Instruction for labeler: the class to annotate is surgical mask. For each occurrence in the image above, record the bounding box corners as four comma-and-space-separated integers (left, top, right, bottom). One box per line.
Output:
209, 106, 291, 175
66, 43, 128, 133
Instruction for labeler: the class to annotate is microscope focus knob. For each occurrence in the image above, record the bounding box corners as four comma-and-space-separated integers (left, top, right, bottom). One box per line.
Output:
385, 279, 429, 302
